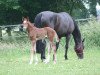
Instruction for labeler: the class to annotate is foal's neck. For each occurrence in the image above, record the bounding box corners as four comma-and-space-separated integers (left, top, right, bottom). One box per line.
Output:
27, 21, 35, 33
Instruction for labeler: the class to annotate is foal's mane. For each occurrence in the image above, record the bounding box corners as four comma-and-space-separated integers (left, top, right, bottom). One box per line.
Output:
27, 19, 36, 28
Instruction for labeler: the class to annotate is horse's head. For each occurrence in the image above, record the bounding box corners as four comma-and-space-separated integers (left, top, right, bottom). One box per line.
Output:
75, 38, 85, 59
22, 17, 30, 29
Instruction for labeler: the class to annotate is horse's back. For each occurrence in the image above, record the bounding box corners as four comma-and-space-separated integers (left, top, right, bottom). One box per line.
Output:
34, 11, 54, 28
34, 11, 75, 35
54, 12, 75, 35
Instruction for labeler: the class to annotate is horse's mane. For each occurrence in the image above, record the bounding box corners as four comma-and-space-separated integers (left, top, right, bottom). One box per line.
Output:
72, 20, 82, 45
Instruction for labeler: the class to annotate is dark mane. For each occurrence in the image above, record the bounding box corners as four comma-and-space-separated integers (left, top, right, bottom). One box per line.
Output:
72, 20, 82, 45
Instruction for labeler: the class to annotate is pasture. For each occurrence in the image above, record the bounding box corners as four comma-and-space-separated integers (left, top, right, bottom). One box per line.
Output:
0, 20, 100, 75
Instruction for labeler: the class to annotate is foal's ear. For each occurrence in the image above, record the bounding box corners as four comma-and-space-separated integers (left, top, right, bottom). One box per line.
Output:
22, 17, 24, 21
82, 38, 85, 42
22, 16, 29, 21
26, 16, 29, 21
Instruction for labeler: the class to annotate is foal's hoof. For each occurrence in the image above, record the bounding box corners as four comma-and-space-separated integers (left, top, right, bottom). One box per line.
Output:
54, 61, 56, 64
29, 61, 33, 65
34, 62, 38, 65
43, 60, 49, 64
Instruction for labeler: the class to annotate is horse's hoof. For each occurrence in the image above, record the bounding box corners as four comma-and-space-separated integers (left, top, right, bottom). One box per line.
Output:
78, 57, 83, 59
77, 54, 83, 59
65, 58, 68, 60
64, 55, 68, 60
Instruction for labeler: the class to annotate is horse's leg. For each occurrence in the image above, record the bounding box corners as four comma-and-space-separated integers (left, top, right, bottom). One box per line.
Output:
41, 40, 46, 61
56, 42, 60, 51
36, 40, 46, 61
65, 34, 71, 60
44, 42, 51, 63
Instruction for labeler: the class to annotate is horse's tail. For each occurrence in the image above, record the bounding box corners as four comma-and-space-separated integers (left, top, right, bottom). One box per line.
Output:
34, 13, 42, 28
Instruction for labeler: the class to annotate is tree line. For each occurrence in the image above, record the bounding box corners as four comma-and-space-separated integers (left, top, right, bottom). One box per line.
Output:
0, 0, 99, 25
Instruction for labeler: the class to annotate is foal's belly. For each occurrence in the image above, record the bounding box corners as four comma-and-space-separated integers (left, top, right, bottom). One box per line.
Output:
36, 34, 47, 40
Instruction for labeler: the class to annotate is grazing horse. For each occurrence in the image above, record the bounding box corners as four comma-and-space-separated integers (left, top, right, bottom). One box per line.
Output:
22, 17, 59, 64
34, 11, 84, 60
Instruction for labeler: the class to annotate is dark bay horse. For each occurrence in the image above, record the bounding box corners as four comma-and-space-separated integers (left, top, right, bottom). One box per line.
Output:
22, 17, 59, 64
34, 11, 84, 61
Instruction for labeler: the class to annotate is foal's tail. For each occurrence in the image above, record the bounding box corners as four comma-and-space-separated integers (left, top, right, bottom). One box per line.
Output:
54, 32, 59, 43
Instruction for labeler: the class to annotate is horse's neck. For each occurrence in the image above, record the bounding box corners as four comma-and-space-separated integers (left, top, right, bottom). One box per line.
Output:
73, 35, 82, 46
72, 23, 82, 46
27, 22, 35, 33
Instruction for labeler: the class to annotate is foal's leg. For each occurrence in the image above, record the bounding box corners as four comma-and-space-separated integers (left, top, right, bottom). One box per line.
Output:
53, 40, 60, 60
52, 43, 57, 64
29, 41, 38, 64
44, 42, 51, 63
65, 34, 71, 60
34, 42, 38, 64
29, 47, 34, 64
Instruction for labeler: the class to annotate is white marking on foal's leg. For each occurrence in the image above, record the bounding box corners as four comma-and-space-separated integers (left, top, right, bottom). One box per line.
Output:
44, 42, 51, 64
29, 49, 34, 64
44, 54, 50, 64
34, 43, 38, 65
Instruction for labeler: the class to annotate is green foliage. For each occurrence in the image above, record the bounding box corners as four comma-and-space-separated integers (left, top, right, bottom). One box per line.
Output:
0, 0, 88, 25
0, 0, 22, 24
80, 19, 100, 47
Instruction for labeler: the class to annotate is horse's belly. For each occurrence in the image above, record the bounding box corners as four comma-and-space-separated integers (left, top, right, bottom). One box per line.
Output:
57, 24, 74, 36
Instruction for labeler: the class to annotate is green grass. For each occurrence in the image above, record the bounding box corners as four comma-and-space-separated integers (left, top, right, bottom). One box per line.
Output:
0, 42, 100, 75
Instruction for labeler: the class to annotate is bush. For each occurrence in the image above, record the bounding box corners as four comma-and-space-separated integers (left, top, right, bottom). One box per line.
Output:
80, 19, 100, 48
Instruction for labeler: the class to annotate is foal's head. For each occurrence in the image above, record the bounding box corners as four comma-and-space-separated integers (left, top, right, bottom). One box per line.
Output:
22, 17, 30, 29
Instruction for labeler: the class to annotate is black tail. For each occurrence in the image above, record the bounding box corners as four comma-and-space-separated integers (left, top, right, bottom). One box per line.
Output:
34, 13, 42, 28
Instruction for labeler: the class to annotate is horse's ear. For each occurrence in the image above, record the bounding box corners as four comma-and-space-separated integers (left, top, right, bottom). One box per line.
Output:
82, 38, 85, 42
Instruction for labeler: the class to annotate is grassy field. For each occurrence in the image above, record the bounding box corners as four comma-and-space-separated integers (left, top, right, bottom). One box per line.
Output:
0, 20, 100, 75
0, 41, 100, 75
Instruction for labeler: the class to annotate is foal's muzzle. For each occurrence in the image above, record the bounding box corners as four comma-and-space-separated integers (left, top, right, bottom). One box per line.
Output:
23, 26, 27, 31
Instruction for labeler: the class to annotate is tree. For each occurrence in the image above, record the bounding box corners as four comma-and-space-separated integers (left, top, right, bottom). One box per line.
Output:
88, 0, 97, 16
0, 27, 2, 40
0, 0, 22, 37
84, 0, 100, 17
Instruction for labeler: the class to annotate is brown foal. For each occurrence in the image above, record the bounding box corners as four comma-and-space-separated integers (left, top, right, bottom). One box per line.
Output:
22, 17, 59, 64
